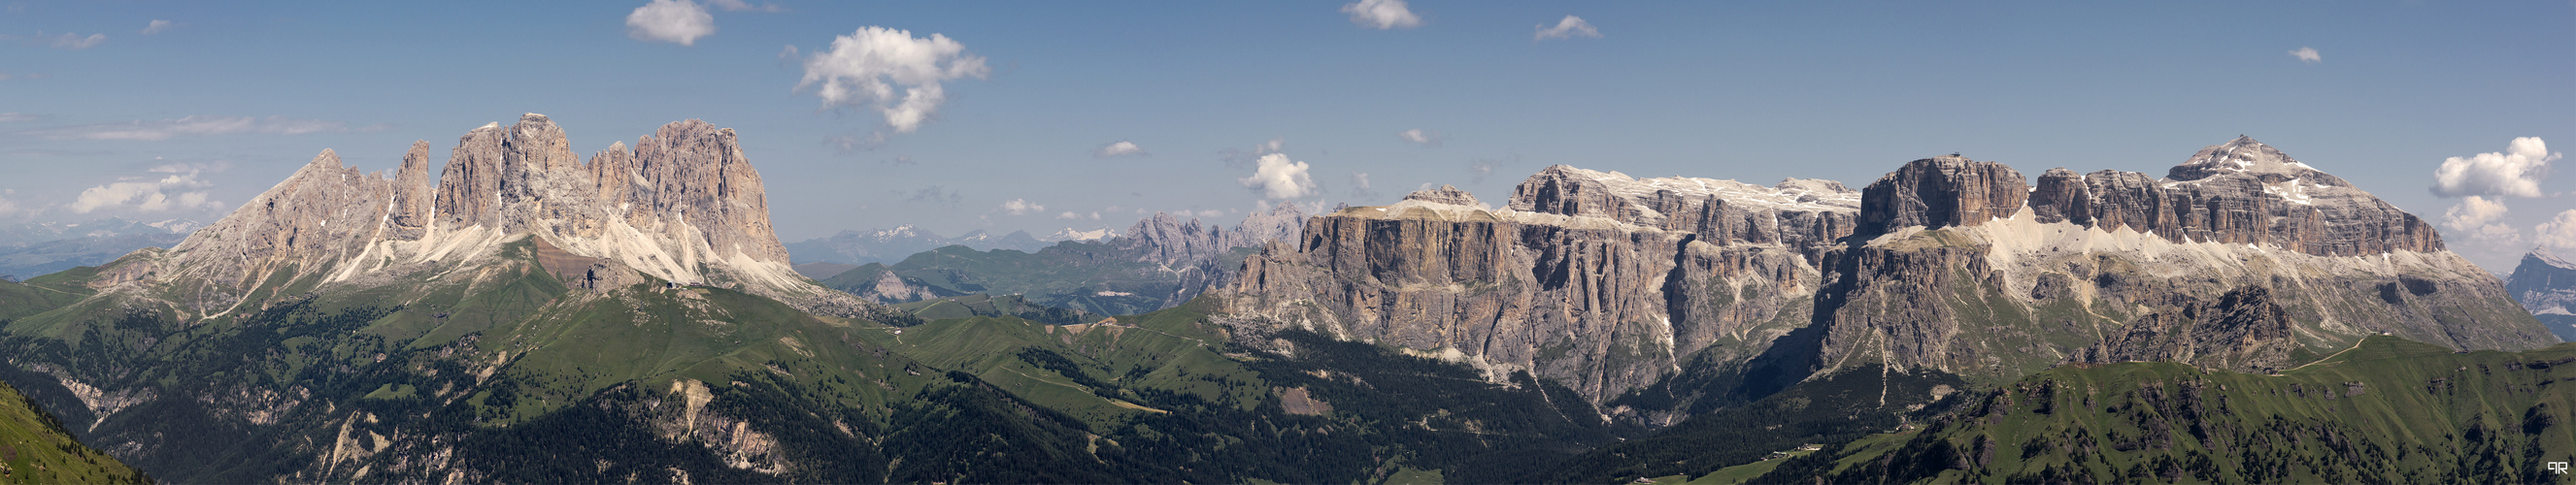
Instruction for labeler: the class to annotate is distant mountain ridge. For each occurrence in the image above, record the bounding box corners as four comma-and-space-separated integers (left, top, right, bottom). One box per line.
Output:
817, 204, 1308, 315
786, 226, 1059, 266
0, 217, 198, 280
2505, 246, 2576, 340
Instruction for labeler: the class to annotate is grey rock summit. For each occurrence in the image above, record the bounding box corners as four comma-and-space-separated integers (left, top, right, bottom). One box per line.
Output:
93, 113, 860, 318
1217, 137, 2553, 423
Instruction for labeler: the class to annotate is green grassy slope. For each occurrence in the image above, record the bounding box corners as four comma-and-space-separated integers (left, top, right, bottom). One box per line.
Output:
0, 379, 150, 485
0, 239, 1115, 483
1757, 336, 2576, 484
0, 267, 96, 323
858, 298, 1627, 483
887, 293, 1096, 325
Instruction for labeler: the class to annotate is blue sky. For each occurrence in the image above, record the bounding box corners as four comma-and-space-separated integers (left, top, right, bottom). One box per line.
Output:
1, 1, 2568, 270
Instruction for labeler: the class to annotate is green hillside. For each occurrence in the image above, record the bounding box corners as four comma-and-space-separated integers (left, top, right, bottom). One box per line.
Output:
0, 241, 1118, 483
887, 293, 1095, 324
1749, 336, 2576, 484
0, 379, 150, 484
855, 298, 1628, 483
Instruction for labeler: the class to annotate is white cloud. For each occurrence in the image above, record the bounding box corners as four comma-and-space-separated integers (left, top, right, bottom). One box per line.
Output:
69, 169, 220, 213
140, 19, 173, 35
2430, 137, 2559, 198
49, 32, 105, 49
2444, 196, 2509, 230
626, 0, 715, 46
2540, 210, 2576, 249
797, 26, 990, 135
0, 193, 18, 217
22, 115, 378, 141
1000, 198, 1045, 215
2288, 47, 2321, 64
1197, 210, 1224, 218
1057, 210, 1081, 219
0, 113, 35, 123
1089, 211, 1101, 220
1239, 153, 1319, 199
1349, 172, 1380, 200
2442, 195, 2522, 244
1534, 16, 1600, 41
1341, 0, 1422, 30
1397, 128, 1442, 147
708, 0, 785, 13
1095, 141, 1147, 157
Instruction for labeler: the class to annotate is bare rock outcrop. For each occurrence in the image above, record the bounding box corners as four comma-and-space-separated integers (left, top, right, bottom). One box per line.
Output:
2024, 137, 2444, 256
112, 113, 862, 319
1856, 155, 2027, 235
1219, 136, 2556, 417
2074, 286, 2295, 373
387, 141, 435, 241
1221, 170, 1849, 407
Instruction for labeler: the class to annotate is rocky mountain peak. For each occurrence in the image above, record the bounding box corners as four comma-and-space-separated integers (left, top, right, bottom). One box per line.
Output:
2167, 136, 2350, 186
1856, 155, 2027, 235
1226, 203, 1307, 249
1402, 184, 1482, 207
116, 114, 850, 318
2509, 247, 2576, 314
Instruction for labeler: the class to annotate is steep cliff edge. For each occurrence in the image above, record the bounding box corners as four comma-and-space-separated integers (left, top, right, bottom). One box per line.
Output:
1218, 137, 2554, 421
1221, 171, 1857, 409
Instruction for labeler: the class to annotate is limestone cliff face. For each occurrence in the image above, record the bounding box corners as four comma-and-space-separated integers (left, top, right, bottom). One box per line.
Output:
1856, 156, 2028, 235
1221, 172, 1856, 405
2023, 137, 2443, 257
100, 113, 861, 319
1219, 137, 2555, 417
387, 141, 435, 241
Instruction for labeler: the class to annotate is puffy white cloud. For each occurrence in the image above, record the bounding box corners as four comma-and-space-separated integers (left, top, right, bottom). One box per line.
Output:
1000, 198, 1045, 215
1197, 210, 1225, 218
49, 32, 105, 49
1239, 153, 1318, 199
1057, 211, 1081, 219
1348, 172, 1380, 200
2430, 137, 2559, 198
21, 115, 378, 141
2539, 210, 2576, 249
1397, 128, 1442, 147
0, 192, 19, 217
1095, 141, 1147, 158
2444, 196, 2509, 230
708, 0, 785, 13
2442, 196, 2522, 244
141, 19, 173, 35
69, 169, 220, 213
1341, 0, 1422, 30
2288, 47, 2321, 64
1534, 16, 1600, 41
797, 27, 989, 135
627, 0, 714, 46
